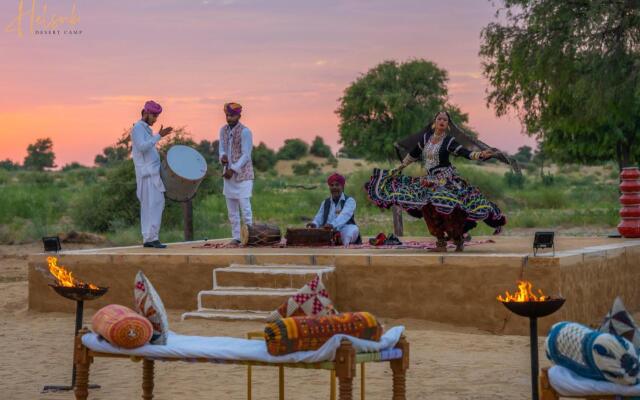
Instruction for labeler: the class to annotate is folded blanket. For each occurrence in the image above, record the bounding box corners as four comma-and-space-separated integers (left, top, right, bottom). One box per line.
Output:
82, 325, 405, 364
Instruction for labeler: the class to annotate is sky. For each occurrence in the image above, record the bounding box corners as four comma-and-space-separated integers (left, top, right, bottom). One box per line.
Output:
0, 0, 535, 167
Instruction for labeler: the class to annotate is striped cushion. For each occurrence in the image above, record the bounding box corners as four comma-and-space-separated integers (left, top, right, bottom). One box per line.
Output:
91, 304, 153, 349
134, 271, 169, 345
264, 311, 382, 356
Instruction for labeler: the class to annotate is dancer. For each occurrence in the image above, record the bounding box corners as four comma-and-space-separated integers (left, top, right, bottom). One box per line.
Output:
366, 111, 507, 252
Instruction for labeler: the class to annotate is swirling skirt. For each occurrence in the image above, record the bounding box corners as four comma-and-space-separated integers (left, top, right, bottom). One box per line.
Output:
365, 167, 506, 234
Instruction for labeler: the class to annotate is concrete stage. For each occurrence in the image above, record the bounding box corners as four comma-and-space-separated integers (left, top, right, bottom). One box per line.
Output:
28, 236, 640, 335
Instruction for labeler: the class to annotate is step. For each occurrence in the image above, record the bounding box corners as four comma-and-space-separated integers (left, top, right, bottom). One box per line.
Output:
181, 309, 271, 321
199, 287, 298, 312
214, 264, 335, 290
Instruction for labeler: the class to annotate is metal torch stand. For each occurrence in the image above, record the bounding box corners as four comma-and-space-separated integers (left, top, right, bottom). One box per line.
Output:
42, 300, 100, 393
529, 317, 539, 400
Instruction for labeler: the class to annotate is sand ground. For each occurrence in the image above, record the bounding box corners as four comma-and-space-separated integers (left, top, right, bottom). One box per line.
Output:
0, 243, 604, 400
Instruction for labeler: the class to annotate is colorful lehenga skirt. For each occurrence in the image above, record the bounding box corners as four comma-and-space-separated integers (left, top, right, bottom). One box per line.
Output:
365, 166, 506, 233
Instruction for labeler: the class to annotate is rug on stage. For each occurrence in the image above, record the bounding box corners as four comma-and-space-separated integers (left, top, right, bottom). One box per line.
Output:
192, 238, 495, 250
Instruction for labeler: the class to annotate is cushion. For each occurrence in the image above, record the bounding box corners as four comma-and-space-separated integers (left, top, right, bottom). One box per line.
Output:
600, 296, 640, 350
134, 271, 169, 345
266, 274, 337, 322
264, 311, 383, 356
546, 321, 640, 385
91, 304, 153, 349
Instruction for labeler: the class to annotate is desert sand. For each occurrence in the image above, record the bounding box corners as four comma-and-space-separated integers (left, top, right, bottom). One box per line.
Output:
1, 243, 568, 399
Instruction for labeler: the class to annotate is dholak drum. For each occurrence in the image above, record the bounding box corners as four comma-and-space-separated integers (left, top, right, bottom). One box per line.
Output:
160, 145, 208, 202
285, 228, 335, 246
241, 223, 281, 247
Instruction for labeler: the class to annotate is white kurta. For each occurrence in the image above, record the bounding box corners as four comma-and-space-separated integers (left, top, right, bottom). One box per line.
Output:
131, 120, 165, 243
219, 124, 254, 241
311, 193, 360, 247
218, 125, 253, 199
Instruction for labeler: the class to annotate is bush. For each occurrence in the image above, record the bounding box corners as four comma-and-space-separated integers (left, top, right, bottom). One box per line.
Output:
292, 161, 320, 176
504, 171, 526, 188
309, 136, 332, 158
277, 139, 308, 160
72, 160, 138, 232
541, 173, 555, 186
252, 142, 277, 171
326, 154, 339, 168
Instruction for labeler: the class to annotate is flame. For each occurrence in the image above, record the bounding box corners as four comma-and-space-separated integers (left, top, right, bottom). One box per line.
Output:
47, 256, 98, 289
497, 280, 549, 302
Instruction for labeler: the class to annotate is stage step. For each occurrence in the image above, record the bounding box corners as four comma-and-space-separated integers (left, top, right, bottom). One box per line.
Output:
214, 263, 335, 289
182, 309, 271, 321
181, 264, 335, 321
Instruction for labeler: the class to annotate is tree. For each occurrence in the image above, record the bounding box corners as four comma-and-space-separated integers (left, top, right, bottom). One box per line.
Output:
0, 159, 20, 171
480, 1, 640, 169
252, 142, 277, 171
513, 146, 533, 164
61, 162, 88, 171
196, 139, 219, 165
309, 136, 332, 158
336, 59, 474, 161
23, 137, 56, 171
95, 145, 129, 166
158, 127, 196, 154
277, 139, 308, 160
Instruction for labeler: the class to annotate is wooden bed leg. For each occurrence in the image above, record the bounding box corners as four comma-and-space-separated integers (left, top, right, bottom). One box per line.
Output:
330, 370, 336, 400
278, 365, 285, 400
335, 339, 355, 400
74, 328, 92, 400
142, 359, 154, 400
539, 367, 559, 400
390, 336, 409, 400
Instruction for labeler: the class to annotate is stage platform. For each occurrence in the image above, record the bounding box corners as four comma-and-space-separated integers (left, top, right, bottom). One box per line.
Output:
28, 236, 640, 335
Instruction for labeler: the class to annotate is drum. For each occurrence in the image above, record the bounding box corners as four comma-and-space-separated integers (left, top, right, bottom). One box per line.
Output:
241, 223, 282, 247
285, 228, 335, 246
160, 145, 208, 202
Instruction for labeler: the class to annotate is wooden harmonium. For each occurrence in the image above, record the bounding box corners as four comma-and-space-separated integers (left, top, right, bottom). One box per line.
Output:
285, 228, 335, 247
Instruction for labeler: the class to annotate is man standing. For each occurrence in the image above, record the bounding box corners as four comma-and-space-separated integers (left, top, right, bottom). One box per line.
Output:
131, 100, 173, 248
219, 102, 254, 245
307, 173, 361, 247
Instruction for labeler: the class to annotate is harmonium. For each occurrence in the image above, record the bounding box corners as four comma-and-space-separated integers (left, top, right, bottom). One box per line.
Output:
285, 228, 335, 246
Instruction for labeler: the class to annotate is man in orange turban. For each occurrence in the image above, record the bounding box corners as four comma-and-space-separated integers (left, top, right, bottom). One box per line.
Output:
218, 102, 255, 245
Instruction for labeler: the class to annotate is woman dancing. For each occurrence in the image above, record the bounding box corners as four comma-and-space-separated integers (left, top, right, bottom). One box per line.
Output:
366, 111, 507, 252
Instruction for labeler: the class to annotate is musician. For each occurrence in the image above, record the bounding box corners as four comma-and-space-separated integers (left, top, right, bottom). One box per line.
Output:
219, 102, 254, 245
307, 173, 361, 247
131, 100, 173, 248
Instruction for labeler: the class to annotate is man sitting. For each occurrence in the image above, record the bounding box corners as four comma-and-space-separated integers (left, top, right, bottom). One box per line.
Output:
307, 173, 361, 247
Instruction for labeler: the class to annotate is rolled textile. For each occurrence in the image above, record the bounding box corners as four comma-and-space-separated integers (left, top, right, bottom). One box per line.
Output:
92, 304, 153, 349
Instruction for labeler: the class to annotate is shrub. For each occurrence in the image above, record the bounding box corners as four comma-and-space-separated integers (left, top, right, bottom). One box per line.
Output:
253, 142, 277, 171
277, 139, 308, 160
309, 136, 332, 158
292, 161, 320, 176
504, 171, 526, 188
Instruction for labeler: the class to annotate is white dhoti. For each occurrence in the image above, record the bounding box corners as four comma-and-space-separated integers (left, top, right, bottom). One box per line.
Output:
137, 176, 165, 243
339, 224, 360, 248
225, 197, 253, 241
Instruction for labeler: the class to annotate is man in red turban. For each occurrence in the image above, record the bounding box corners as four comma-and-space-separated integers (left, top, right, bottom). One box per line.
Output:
131, 100, 173, 248
306, 173, 361, 247
218, 102, 255, 245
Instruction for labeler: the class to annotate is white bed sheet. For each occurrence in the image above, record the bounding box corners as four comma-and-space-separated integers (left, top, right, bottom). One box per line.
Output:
82, 326, 405, 364
549, 365, 640, 397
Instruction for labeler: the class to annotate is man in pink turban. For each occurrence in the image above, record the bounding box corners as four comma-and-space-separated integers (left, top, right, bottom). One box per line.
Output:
131, 100, 173, 248
306, 173, 361, 247
218, 102, 255, 245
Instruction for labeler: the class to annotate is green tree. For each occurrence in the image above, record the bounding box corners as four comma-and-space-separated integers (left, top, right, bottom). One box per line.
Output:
196, 139, 219, 165
336, 59, 473, 161
480, 0, 640, 169
309, 136, 332, 158
252, 142, 277, 171
61, 162, 88, 171
23, 137, 56, 171
95, 146, 129, 166
0, 159, 20, 171
513, 146, 533, 164
277, 139, 308, 160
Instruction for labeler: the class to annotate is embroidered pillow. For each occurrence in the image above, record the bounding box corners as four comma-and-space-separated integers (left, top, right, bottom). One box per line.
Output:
546, 322, 640, 385
134, 271, 169, 345
92, 304, 153, 349
264, 311, 383, 356
266, 274, 336, 322
599, 297, 640, 350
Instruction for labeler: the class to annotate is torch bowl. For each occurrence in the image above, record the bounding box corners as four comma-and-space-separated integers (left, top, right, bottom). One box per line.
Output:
500, 297, 565, 318
48, 284, 109, 302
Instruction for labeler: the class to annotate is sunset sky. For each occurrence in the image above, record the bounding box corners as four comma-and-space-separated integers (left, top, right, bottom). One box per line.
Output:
0, 0, 535, 167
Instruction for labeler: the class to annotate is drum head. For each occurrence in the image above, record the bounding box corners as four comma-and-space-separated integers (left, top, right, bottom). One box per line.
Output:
166, 145, 207, 180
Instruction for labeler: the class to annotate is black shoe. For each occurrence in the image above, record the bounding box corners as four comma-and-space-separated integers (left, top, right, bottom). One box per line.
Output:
383, 234, 403, 246
143, 240, 167, 249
